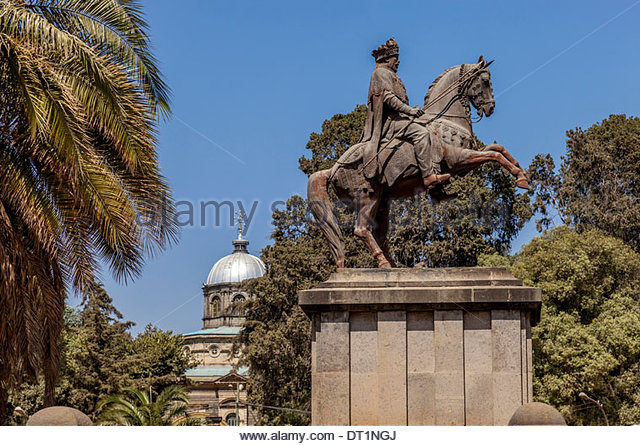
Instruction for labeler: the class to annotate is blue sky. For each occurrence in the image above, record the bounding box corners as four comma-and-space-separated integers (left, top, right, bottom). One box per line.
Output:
79, 0, 640, 335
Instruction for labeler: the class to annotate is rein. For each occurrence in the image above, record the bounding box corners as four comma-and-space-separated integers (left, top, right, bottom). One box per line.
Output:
424, 111, 484, 123
423, 64, 484, 111
423, 111, 483, 124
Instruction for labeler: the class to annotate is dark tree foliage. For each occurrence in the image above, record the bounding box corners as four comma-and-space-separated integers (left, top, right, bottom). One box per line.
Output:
386, 162, 531, 267
529, 114, 640, 250
514, 227, 640, 425
242, 105, 531, 425
61, 283, 134, 415
241, 196, 332, 426
298, 105, 368, 176
5, 285, 194, 423
126, 324, 197, 392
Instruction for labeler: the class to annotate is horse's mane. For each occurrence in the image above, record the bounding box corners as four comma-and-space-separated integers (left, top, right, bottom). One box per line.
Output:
423, 65, 459, 107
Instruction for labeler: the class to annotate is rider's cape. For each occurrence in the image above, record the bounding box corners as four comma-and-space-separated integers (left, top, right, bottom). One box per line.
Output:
361, 66, 409, 179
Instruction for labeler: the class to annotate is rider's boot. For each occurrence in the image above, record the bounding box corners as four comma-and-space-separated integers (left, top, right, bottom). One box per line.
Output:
423, 173, 451, 190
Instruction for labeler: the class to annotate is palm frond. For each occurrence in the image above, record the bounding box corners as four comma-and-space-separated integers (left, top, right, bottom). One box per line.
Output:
0, 0, 175, 418
96, 385, 194, 426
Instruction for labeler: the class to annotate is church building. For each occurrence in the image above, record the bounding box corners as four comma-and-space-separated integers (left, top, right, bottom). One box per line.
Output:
182, 226, 265, 425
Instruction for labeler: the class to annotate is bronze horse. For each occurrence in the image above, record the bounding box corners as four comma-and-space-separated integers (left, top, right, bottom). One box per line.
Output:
308, 56, 530, 268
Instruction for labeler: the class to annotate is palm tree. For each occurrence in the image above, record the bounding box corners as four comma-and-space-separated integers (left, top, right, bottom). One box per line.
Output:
96, 385, 203, 426
0, 0, 177, 418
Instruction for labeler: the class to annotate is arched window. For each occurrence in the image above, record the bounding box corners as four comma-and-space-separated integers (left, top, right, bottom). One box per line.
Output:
211, 297, 221, 317
232, 294, 246, 317
225, 413, 238, 426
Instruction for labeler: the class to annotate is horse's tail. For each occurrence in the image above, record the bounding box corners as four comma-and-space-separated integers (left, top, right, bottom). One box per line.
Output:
307, 168, 345, 267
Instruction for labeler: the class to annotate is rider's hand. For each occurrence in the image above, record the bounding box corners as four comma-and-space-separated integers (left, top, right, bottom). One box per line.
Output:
410, 106, 424, 117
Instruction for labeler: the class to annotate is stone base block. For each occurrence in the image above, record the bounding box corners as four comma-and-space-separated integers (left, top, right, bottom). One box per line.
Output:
299, 267, 541, 426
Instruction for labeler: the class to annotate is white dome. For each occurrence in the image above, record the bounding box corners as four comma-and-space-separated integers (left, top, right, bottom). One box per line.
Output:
206, 237, 266, 285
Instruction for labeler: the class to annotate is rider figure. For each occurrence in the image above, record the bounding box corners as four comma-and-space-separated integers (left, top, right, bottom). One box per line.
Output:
361, 38, 450, 191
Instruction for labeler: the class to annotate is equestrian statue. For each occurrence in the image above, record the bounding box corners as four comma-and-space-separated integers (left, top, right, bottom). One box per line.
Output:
307, 38, 531, 268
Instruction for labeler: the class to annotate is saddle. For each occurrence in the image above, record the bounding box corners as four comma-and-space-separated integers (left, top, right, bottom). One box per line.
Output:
336, 139, 418, 187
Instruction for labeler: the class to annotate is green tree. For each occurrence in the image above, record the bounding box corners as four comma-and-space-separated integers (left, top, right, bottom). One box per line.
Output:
0, 0, 177, 416
127, 324, 197, 392
298, 104, 368, 175
62, 283, 134, 415
529, 114, 640, 250
514, 227, 640, 425
96, 385, 201, 426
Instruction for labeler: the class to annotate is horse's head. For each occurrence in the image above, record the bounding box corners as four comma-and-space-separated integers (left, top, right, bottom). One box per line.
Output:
467, 55, 495, 117
423, 56, 496, 124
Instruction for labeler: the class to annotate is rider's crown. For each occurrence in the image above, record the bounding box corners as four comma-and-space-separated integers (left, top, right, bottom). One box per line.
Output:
372, 38, 399, 62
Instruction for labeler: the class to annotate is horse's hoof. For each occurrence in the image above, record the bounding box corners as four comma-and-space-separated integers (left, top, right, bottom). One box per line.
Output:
516, 178, 530, 190
378, 259, 392, 268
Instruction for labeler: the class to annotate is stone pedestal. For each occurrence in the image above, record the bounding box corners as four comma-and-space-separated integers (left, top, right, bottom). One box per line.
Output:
298, 267, 541, 426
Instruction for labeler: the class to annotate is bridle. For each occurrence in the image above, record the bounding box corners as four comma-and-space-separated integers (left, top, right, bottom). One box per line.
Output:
424, 64, 493, 126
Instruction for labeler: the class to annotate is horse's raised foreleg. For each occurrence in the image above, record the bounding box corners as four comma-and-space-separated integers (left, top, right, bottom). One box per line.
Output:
353, 191, 392, 268
454, 149, 530, 189
483, 144, 529, 188
482, 143, 521, 169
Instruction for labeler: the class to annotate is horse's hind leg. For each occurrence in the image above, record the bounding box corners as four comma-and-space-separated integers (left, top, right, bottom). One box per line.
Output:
308, 169, 346, 267
374, 202, 396, 267
354, 190, 392, 268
